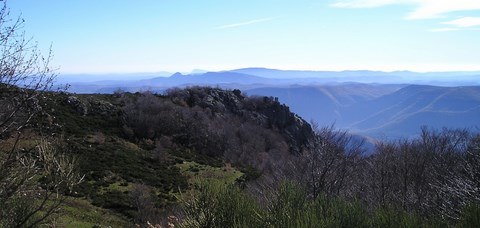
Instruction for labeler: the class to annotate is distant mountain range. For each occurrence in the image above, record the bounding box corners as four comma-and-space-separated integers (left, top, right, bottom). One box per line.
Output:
59, 68, 480, 93
248, 84, 480, 139
246, 84, 404, 126
342, 85, 480, 138
57, 68, 480, 139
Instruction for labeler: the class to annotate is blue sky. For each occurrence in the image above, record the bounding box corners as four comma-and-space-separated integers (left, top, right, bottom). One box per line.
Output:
9, 0, 480, 73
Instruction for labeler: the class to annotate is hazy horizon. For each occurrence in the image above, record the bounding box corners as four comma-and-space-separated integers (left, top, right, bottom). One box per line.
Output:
57, 67, 480, 75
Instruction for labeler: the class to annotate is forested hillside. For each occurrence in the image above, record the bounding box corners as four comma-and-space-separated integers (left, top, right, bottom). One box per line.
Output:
2, 84, 480, 227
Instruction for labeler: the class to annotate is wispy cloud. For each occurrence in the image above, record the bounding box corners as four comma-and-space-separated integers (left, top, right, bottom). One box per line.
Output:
428, 17, 480, 32
214, 17, 275, 30
331, 0, 480, 20
429, 28, 461, 32
442, 17, 480, 27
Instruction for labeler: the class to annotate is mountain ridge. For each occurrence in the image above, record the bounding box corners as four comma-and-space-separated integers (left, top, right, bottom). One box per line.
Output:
247, 84, 480, 139
60, 68, 480, 94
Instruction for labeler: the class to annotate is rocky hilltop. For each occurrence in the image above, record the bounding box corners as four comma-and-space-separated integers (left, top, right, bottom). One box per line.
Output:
165, 87, 313, 154
63, 87, 313, 154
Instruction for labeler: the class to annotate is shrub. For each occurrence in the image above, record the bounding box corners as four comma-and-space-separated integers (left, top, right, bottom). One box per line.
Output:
180, 181, 261, 228
458, 204, 480, 228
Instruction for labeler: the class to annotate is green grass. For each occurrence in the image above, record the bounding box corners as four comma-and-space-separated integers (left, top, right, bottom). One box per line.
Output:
54, 197, 131, 227
174, 161, 244, 206
177, 161, 243, 185
105, 181, 132, 193
170, 147, 223, 167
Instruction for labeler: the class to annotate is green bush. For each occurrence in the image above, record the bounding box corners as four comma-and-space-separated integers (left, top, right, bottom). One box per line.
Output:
180, 181, 261, 228
370, 206, 424, 228
262, 182, 308, 227
264, 184, 370, 227
92, 190, 135, 218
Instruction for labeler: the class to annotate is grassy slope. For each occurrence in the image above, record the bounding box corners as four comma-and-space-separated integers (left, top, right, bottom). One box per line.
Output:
53, 197, 131, 227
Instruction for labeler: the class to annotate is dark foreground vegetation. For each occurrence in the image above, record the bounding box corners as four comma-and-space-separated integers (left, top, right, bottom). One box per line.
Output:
4, 82, 480, 227
180, 181, 480, 228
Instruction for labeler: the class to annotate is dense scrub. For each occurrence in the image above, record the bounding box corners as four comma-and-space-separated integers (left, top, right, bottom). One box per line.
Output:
21, 86, 314, 225
286, 126, 480, 226
360, 128, 480, 219
179, 181, 480, 228
121, 87, 313, 182
3, 85, 479, 226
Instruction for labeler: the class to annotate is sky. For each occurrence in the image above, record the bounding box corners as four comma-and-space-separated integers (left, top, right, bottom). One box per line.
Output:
8, 0, 480, 74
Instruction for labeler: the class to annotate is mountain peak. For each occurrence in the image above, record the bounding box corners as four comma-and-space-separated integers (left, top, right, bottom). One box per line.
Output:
170, 72, 184, 78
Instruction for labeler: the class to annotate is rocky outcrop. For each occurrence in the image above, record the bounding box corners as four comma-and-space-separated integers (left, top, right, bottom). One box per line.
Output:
66, 96, 88, 116
248, 96, 313, 154
66, 95, 117, 117
168, 87, 244, 114
169, 87, 314, 154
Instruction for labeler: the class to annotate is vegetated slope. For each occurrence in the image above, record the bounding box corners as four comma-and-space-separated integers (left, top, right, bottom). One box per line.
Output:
247, 84, 405, 127
7, 85, 480, 227
344, 85, 480, 138
31, 86, 313, 225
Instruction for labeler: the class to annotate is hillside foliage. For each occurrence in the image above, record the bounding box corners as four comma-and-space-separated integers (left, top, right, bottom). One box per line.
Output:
2, 80, 480, 227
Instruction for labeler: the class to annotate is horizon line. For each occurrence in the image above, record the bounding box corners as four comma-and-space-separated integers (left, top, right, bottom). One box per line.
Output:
57, 67, 480, 75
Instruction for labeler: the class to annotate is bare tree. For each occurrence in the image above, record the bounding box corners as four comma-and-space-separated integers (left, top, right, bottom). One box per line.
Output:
302, 123, 364, 199
0, 2, 58, 137
0, 138, 83, 227
130, 184, 164, 226
464, 134, 480, 202
362, 127, 478, 220
0, 1, 81, 226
